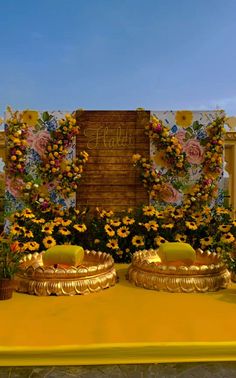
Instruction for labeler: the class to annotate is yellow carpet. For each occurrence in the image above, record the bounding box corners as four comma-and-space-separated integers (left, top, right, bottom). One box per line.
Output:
1, 264, 236, 365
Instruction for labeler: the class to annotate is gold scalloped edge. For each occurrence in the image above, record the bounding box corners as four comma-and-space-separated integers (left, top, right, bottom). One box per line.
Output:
128, 266, 231, 293
16, 250, 117, 296
231, 271, 236, 283
131, 249, 225, 276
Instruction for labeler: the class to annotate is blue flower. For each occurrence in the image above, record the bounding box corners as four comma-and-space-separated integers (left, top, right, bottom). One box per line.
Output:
171, 125, 177, 134
197, 130, 207, 140
45, 118, 58, 131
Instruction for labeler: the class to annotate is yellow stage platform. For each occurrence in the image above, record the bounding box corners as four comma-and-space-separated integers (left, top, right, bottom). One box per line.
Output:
1, 264, 236, 366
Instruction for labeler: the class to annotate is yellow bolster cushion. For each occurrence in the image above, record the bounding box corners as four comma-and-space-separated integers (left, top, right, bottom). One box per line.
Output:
42, 245, 84, 267
158, 242, 196, 265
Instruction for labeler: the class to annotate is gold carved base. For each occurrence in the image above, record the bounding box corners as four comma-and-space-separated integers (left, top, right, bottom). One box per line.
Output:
128, 249, 231, 293
231, 271, 236, 282
16, 250, 117, 296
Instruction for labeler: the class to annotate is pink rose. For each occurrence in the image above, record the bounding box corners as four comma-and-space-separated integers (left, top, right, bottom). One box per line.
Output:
27, 129, 51, 159
183, 139, 204, 165
160, 182, 182, 204
6, 177, 24, 198
175, 129, 186, 145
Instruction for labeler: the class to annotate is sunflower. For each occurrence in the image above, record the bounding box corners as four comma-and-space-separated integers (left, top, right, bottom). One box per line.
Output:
109, 219, 121, 227
216, 207, 230, 215
61, 219, 72, 227
10, 223, 23, 236
32, 218, 46, 224
26, 241, 40, 251
59, 227, 71, 235
191, 213, 203, 223
154, 236, 166, 246
218, 225, 231, 233
142, 206, 156, 216
122, 216, 135, 225
42, 224, 54, 234
43, 236, 57, 249
175, 111, 193, 128
53, 217, 64, 226
220, 233, 235, 244
106, 239, 119, 249
10, 241, 27, 252
232, 221, 236, 227
22, 110, 39, 126
21, 208, 35, 218
117, 226, 130, 238
144, 221, 159, 231
161, 223, 174, 229
104, 224, 115, 237
73, 224, 87, 232
24, 230, 34, 238
200, 236, 213, 247
185, 221, 198, 230
175, 234, 187, 242
132, 235, 145, 247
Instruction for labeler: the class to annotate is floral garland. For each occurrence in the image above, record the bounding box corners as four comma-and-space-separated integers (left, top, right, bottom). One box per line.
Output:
132, 111, 225, 212
5, 108, 88, 205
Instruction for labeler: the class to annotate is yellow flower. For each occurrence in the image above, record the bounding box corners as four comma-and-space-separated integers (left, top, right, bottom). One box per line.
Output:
53, 217, 64, 226
24, 230, 34, 238
154, 236, 166, 246
175, 111, 193, 128
21, 208, 35, 218
175, 234, 187, 242
200, 236, 213, 247
10, 223, 23, 235
104, 224, 115, 237
32, 218, 46, 224
26, 241, 40, 251
117, 226, 130, 238
185, 221, 198, 230
109, 219, 121, 227
153, 151, 169, 168
221, 233, 235, 244
218, 225, 231, 233
106, 239, 119, 249
59, 227, 71, 235
22, 110, 39, 126
43, 236, 56, 249
73, 224, 87, 232
161, 223, 174, 229
132, 154, 141, 163
42, 224, 54, 234
142, 206, 156, 216
216, 207, 230, 215
144, 220, 159, 231
10, 241, 27, 252
122, 216, 135, 225
94, 239, 100, 244
132, 235, 145, 247
61, 219, 72, 227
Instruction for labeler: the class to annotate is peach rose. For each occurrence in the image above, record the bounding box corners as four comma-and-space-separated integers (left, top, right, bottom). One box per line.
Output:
27, 129, 51, 158
183, 139, 204, 165
160, 182, 182, 204
6, 176, 24, 198
175, 129, 186, 145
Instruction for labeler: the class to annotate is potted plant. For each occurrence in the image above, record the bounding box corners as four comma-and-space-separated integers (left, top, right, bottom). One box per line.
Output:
0, 237, 22, 300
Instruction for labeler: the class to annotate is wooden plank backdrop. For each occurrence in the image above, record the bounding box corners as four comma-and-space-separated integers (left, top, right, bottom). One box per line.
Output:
76, 111, 150, 212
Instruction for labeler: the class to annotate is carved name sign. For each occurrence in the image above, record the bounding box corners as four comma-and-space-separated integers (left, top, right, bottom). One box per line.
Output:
76, 111, 150, 212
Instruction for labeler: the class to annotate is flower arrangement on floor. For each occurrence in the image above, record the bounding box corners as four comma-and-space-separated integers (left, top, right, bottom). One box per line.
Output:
8, 203, 236, 264
9, 206, 88, 253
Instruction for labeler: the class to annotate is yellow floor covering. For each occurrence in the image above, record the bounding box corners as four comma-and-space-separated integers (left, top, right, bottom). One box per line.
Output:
1, 264, 236, 366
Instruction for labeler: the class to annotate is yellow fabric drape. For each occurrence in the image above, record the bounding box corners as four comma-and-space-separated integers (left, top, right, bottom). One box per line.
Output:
1, 264, 236, 366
